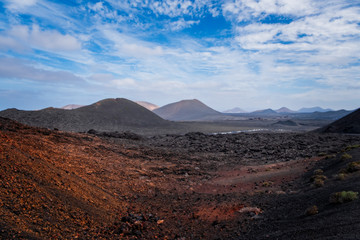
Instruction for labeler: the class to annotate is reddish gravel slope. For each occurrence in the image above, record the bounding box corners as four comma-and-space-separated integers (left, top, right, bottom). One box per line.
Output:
1, 117, 360, 239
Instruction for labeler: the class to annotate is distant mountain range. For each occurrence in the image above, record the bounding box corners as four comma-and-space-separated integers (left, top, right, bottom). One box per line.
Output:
223, 107, 248, 113
297, 107, 333, 113
153, 99, 222, 121
153, 101, 351, 121
59, 101, 336, 116
224, 106, 333, 114
0, 98, 170, 132
225, 109, 352, 121
0, 98, 355, 130
276, 107, 296, 113
252, 108, 278, 115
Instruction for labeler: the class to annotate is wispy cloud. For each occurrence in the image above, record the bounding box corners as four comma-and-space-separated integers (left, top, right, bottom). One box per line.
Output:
223, 0, 315, 21
4, 0, 37, 10
3, 25, 81, 52
148, 0, 210, 17
0, 57, 84, 83
168, 18, 200, 31
0, 0, 359, 110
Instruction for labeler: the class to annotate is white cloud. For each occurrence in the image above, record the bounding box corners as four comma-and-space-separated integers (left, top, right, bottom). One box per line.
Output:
231, 1, 360, 79
111, 78, 138, 88
0, 35, 28, 52
54, 1, 360, 110
223, 0, 315, 21
1, 0, 359, 111
101, 27, 164, 58
168, 18, 200, 31
104, 0, 203, 18
87, 1, 126, 23
30, 25, 81, 51
290, 88, 360, 110
88, 2, 104, 12
0, 24, 82, 54
7, 25, 81, 51
227, 1, 359, 49
88, 73, 116, 82
149, 0, 204, 17
0, 58, 84, 83
5, 0, 37, 10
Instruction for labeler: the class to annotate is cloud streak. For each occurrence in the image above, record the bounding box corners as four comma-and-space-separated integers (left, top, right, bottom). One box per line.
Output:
0, 58, 84, 83
4, 0, 37, 10
0, 24, 81, 52
0, 0, 359, 110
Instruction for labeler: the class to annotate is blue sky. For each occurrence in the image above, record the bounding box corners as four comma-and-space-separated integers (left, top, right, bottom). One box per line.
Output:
0, 0, 359, 111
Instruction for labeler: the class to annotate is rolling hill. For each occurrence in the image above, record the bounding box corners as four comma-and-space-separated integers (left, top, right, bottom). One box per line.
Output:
0, 98, 170, 132
153, 99, 223, 121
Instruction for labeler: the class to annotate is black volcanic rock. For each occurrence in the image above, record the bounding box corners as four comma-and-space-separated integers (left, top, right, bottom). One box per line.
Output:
0, 98, 171, 132
319, 108, 360, 133
1, 116, 360, 239
153, 99, 222, 121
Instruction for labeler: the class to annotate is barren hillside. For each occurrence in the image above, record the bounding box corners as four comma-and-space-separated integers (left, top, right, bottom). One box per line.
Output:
1, 117, 360, 239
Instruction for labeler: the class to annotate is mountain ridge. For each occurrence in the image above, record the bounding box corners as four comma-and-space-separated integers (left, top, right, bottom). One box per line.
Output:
251, 108, 278, 115
298, 106, 333, 113
153, 99, 222, 121
276, 107, 296, 113
0, 98, 170, 132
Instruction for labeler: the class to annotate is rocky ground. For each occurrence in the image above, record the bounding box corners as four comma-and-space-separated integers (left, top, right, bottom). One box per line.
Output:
1, 117, 360, 239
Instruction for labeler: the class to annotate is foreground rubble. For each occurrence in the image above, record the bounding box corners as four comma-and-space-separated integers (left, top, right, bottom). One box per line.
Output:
1, 117, 360, 239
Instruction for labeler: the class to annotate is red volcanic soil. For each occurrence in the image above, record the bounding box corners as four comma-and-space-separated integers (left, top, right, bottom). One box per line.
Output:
195, 157, 322, 194
1, 117, 360, 239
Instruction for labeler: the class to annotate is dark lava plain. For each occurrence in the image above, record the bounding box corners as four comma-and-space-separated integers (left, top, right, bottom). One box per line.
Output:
1, 117, 360, 239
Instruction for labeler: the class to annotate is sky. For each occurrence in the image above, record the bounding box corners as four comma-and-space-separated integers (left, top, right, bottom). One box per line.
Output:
0, 0, 359, 111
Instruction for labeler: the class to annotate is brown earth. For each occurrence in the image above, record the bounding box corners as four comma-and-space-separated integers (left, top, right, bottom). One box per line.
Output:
1, 117, 360, 239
